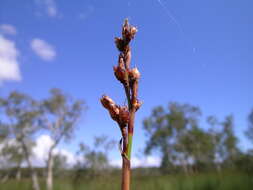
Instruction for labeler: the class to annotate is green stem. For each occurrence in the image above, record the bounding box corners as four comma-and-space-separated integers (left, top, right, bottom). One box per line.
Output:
127, 133, 133, 159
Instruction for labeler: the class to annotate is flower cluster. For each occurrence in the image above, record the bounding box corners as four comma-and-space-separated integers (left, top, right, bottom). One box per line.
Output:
114, 19, 137, 53
100, 95, 129, 128
113, 19, 141, 89
100, 19, 142, 163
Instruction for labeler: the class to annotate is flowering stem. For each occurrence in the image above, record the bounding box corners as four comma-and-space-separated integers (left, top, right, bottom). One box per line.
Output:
100, 19, 141, 190
124, 85, 131, 109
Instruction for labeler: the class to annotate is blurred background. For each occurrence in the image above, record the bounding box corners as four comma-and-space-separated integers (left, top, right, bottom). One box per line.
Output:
0, 0, 252, 190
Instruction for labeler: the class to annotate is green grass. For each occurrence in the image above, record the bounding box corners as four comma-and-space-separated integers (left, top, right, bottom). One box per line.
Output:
1, 172, 252, 190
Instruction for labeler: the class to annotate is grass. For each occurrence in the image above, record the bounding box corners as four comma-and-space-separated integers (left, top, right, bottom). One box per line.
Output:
1, 172, 252, 190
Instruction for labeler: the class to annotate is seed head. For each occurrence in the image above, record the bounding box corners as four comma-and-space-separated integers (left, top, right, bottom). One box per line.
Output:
114, 66, 127, 85
135, 100, 143, 111
100, 95, 115, 109
118, 106, 129, 125
101, 95, 121, 121
129, 67, 140, 80
109, 105, 120, 121
122, 19, 138, 42
115, 37, 125, 52
130, 26, 138, 38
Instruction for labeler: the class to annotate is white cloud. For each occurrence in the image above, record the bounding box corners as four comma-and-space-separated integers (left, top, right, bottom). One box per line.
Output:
32, 135, 54, 165
32, 135, 161, 168
2, 134, 161, 169
31, 38, 56, 61
0, 35, 21, 83
0, 24, 17, 35
54, 148, 77, 165
0, 135, 77, 167
110, 156, 161, 168
32, 135, 77, 167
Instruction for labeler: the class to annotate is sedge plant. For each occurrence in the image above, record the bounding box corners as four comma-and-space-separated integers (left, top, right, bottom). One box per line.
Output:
100, 19, 142, 190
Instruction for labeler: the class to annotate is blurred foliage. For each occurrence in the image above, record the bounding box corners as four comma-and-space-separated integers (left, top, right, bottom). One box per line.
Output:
0, 171, 253, 190
72, 135, 116, 184
1, 90, 253, 189
143, 102, 247, 174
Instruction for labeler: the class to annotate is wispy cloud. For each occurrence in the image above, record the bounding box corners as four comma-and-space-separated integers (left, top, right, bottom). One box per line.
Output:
79, 5, 94, 20
31, 38, 56, 61
35, 0, 60, 18
0, 24, 17, 35
45, 0, 58, 17
0, 35, 21, 83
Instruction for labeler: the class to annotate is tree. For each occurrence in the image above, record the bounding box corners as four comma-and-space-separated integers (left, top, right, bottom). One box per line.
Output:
143, 106, 174, 173
0, 120, 11, 182
143, 102, 202, 174
245, 109, 253, 144
40, 88, 85, 190
0, 141, 25, 180
52, 153, 67, 177
0, 91, 42, 190
0, 121, 9, 142
207, 115, 224, 172
221, 115, 239, 166
178, 126, 215, 172
206, 115, 239, 170
74, 135, 116, 180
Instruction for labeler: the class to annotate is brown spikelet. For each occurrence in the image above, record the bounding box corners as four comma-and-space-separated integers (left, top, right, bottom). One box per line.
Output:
100, 19, 141, 190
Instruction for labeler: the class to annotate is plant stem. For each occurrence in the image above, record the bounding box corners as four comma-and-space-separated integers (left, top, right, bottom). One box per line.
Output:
100, 19, 140, 190
127, 133, 133, 159
121, 156, 131, 190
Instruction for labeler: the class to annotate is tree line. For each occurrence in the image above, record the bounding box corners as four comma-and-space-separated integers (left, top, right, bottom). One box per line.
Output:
1, 90, 253, 190
0, 89, 85, 190
143, 102, 253, 174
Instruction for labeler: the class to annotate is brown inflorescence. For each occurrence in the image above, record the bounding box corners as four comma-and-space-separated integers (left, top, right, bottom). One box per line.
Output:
115, 37, 125, 52
100, 95, 129, 128
118, 106, 129, 126
100, 95, 119, 121
129, 67, 140, 81
122, 19, 138, 43
115, 19, 138, 53
134, 99, 143, 111
100, 19, 141, 190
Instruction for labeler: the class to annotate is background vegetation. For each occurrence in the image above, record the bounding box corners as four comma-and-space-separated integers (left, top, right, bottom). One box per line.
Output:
1, 90, 253, 190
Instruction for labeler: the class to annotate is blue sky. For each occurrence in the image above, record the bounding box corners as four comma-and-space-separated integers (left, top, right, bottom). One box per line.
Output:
0, 0, 252, 165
